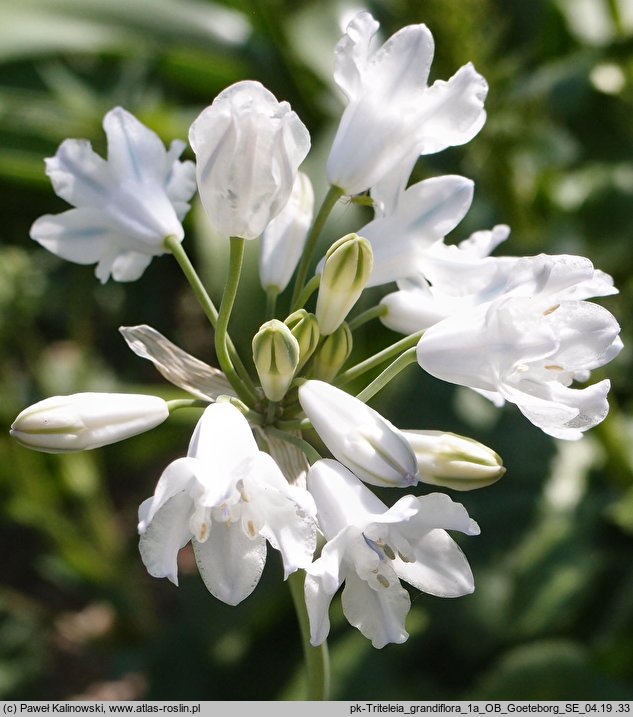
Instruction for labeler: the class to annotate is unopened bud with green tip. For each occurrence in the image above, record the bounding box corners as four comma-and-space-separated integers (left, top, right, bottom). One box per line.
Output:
315, 233, 373, 335
284, 309, 320, 371
401, 430, 505, 491
10, 393, 169, 453
252, 319, 300, 402
313, 322, 353, 382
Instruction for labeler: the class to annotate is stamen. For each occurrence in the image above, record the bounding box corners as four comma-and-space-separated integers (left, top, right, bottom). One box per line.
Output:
246, 520, 256, 537
543, 304, 560, 316
376, 574, 390, 588
383, 544, 396, 560
544, 365, 563, 371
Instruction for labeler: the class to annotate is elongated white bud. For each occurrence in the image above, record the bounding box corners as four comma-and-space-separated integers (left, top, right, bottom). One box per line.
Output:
10, 393, 169, 453
298, 380, 418, 488
402, 430, 505, 491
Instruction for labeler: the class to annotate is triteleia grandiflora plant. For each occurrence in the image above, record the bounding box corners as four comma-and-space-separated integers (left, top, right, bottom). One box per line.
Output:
10, 10, 622, 698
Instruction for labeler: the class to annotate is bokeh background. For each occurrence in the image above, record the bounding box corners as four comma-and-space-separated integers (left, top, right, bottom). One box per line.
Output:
1, 0, 633, 701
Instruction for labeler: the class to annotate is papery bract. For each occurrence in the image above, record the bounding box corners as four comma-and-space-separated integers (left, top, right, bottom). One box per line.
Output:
298, 380, 418, 487
304, 460, 479, 648
326, 11, 487, 196
189, 80, 310, 240
10, 392, 169, 453
30, 107, 196, 283
138, 403, 317, 604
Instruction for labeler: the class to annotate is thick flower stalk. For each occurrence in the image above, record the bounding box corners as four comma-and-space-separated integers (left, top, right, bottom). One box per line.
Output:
327, 11, 487, 196
138, 403, 317, 604
304, 459, 480, 648
189, 80, 311, 240
30, 107, 196, 283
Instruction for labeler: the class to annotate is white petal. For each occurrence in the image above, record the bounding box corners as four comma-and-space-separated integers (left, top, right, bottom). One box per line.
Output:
193, 521, 266, 605
416, 63, 488, 154
138, 492, 194, 585
307, 459, 387, 538
110, 250, 153, 282
119, 324, 236, 401
139, 456, 201, 531
341, 571, 410, 648
30, 208, 119, 265
363, 175, 474, 287
104, 107, 168, 183
332, 11, 381, 101
304, 571, 337, 646
45, 138, 113, 208
393, 529, 475, 597
244, 453, 317, 577
187, 403, 258, 469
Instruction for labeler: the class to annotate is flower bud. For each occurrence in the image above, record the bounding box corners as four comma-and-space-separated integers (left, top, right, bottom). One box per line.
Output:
284, 309, 320, 371
298, 380, 418, 488
401, 430, 505, 491
313, 322, 353, 382
10, 393, 169, 453
315, 233, 373, 335
260, 172, 314, 293
189, 81, 311, 240
252, 319, 300, 401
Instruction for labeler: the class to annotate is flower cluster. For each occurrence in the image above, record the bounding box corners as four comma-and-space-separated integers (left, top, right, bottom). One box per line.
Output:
11, 9, 621, 659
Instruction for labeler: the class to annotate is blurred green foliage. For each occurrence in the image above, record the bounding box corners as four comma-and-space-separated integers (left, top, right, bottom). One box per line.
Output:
1, 0, 633, 701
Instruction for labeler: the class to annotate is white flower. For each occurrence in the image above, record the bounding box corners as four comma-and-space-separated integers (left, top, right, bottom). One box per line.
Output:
259, 172, 314, 293
380, 233, 618, 334
326, 11, 487, 196
304, 459, 479, 648
416, 293, 622, 440
138, 403, 317, 604
30, 107, 196, 283
298, 380, 418, 488
10, 393, 169, 453
189, 80, 310, 240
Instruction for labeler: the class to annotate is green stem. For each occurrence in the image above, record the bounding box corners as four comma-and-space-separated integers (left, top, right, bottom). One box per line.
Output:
265, 426, 322, 465
287, 570, 330, 700
165, 235, 218, 326
291, 186, 344, 310
165, 235, 255, 396
355, 347, 418, 404
348, 304, 387, 331
276, 416, 312, 432
336, 330, 424, 387
166, 399, 209, 412
214, 237, 258, 406
293, 274, 321, 311
266, 288, 279, 321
